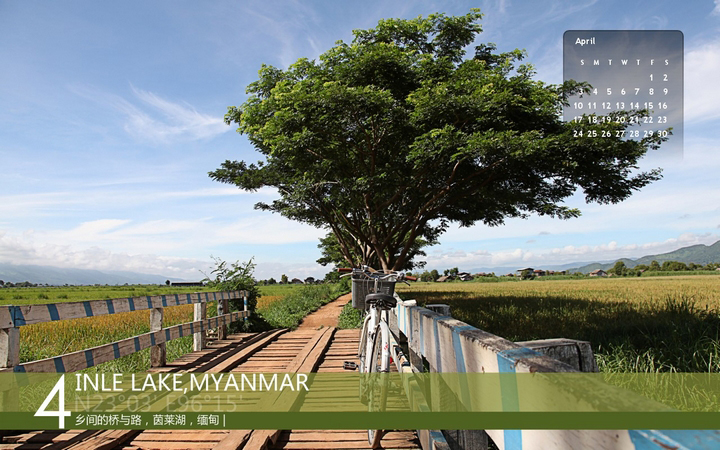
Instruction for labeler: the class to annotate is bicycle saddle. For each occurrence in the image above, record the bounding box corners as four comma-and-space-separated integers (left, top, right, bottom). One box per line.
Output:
365, 293, 397, 309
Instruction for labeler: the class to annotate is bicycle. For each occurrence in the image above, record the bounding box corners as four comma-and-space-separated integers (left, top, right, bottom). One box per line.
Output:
339, 266, 414, 448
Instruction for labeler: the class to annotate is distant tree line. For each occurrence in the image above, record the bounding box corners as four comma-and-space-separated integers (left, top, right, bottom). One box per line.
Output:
0, 281, 39, 288
610, 260, 720, 276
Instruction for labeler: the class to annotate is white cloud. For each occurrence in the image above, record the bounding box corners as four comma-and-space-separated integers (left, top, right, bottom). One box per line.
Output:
684, 38, 720, 123
0, 186, 271, 220
422, 233, 719, 270
0, 230, 210, 278
70, 84, 229, 144
213, 216, 325, 245
713, 0, 720, 16
0, 224, 332, 281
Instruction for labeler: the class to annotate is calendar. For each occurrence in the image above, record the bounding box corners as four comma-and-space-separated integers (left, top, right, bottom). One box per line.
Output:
563, 30, 684, 157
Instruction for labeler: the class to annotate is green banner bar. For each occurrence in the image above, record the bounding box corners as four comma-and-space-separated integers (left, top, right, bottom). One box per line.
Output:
2, 412, 720, 430
2, 372, 720, 430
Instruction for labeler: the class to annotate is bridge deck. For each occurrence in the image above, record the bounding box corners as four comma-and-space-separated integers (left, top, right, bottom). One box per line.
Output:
1, 328, 421, 450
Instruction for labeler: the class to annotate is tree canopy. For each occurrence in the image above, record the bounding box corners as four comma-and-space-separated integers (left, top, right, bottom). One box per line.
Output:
211, 10, 664, 271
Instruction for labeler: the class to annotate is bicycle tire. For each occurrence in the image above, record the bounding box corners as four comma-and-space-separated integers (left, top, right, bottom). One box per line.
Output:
358, 313, 373, 404
367, 324, 388, 448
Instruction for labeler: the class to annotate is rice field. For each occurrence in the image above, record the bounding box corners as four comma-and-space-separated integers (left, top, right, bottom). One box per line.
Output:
397, 275, 720, 373
0, 285, 215, 305
2, 284, 299, 372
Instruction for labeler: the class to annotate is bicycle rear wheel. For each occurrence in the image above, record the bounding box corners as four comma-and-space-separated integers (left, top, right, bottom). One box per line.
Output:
367, 324, 388, 448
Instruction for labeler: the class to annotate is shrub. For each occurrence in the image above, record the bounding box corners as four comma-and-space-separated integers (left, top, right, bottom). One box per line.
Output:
338, 302, 363, 329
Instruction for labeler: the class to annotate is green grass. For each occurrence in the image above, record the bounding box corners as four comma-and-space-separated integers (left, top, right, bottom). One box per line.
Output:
258, 284, 306, 296
0, 285, 216, 305
255, 284, 349, 330
338, 302, 363, 329
639, 270, 720, 277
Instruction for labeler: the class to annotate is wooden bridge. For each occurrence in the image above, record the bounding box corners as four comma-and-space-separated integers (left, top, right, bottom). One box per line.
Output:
1, 291, 718, 449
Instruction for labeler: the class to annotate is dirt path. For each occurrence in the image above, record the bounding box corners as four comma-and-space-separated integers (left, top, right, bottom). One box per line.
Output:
296, 292, 352, 329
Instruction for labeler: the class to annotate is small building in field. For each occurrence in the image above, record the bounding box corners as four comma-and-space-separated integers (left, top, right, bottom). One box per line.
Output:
589, 269, 608, 277
533, 269, 546, 277
457, 272, 473, 281
291, 278, 304, 284
436, 276, 452, 282
515, 268, 534, 277
304, 277, 315, 284
170, 281, 206, 287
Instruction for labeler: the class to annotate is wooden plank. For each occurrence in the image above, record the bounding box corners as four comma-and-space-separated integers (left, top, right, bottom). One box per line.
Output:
0, 327, 19, 368
516, 338, 599, 373
218, 298, 228, 340
63, 430, 141, 450
122, 441, 217, 450
151, 307, 166, 368
2, 313, 246, 373
227, 328, 337, 450
271, 439, 419, 449
131, 431, 227, 441
0, 291, 248, 327
0, 306, 13, 329
195, 300, 207, 354
205, 329, 288, 373
212, 430, 253, 450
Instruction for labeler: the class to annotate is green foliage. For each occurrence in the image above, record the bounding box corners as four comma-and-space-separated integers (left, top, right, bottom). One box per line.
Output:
316, 231, 432, 270
662, 260, 688, 271
337, 302, 364, 329
202, 257, 261, 331
471, 275, 517, 283
419, 270, 436, 282
324, 269, 341, 283
611, 261, 627, 276
211, 10, 663, 272
255, 284, 349, 330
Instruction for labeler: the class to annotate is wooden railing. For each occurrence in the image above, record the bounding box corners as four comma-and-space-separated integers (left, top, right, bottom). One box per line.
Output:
388, 294, 718, 450
0, 291, 249, 373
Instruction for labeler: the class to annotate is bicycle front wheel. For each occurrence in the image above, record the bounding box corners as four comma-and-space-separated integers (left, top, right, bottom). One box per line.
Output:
367, 324, 389, 448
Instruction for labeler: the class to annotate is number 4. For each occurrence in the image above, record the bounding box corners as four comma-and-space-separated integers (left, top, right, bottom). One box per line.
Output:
35, 375, 71, 428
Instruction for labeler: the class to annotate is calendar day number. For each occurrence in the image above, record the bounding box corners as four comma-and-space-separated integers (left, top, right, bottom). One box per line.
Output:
572, 129, 670, 138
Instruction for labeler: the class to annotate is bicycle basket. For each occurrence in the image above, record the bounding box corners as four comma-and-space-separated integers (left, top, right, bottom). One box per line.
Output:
351, 274, 396, 311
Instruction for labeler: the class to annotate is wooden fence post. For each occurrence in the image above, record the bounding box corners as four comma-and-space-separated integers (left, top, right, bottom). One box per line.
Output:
218, 298, 228, 340
0, 327, 20, 369
194, 302, 206, 351
150, 307, 166, 368
243, 293, 248, 322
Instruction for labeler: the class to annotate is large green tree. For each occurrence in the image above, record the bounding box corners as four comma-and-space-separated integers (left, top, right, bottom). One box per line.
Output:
316, 231, 431, 270
211, 10, 664, 271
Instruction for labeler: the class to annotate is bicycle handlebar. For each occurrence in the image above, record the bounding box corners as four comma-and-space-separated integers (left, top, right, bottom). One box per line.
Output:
337, 266, 416, 283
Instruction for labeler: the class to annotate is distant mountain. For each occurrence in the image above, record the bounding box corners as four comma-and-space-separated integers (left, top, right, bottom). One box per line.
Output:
568, 240, 720, 273
466, 261, 609, 275
0, 263, 188, 285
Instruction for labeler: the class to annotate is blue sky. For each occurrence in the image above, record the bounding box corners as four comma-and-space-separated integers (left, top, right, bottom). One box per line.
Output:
1, 0, 720, 281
